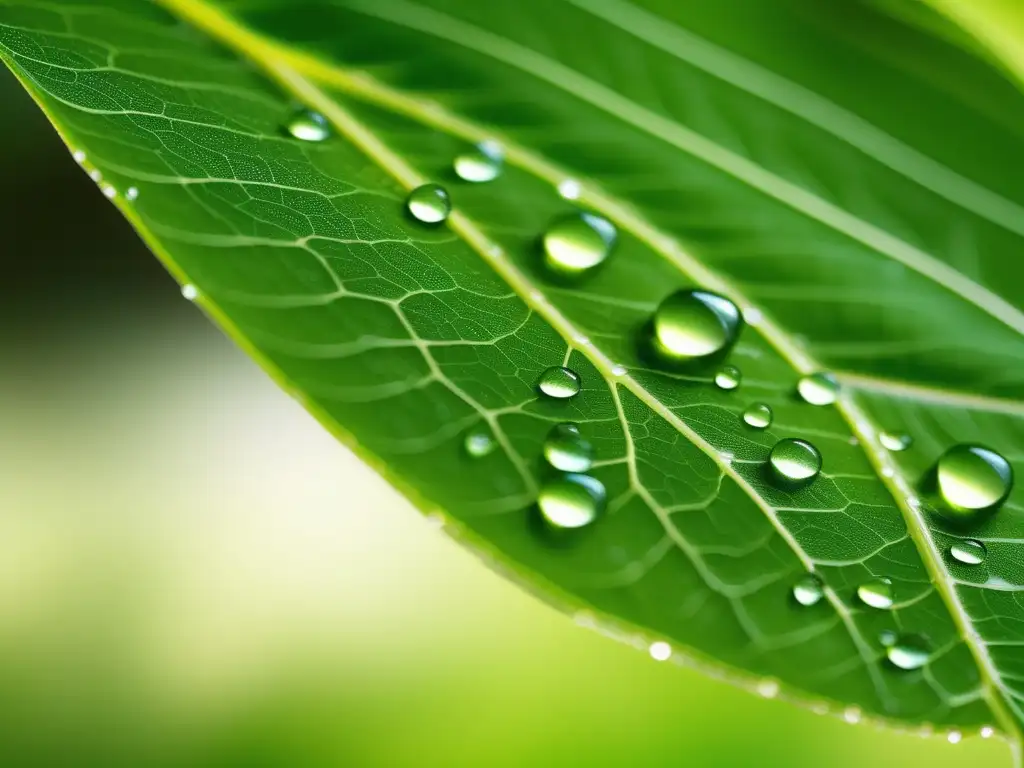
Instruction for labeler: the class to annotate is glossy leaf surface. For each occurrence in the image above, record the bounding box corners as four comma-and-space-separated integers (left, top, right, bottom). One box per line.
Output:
2, 0, 1023, 744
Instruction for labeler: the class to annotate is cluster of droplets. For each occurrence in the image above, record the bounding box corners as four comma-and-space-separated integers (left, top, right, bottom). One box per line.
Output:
73, 148, 140, 205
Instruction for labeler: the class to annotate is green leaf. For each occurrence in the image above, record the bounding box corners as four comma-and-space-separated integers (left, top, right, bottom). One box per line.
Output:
3, 0, 1023, 747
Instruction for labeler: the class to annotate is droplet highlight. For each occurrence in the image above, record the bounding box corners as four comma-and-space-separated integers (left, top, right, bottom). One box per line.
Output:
181, 284, 199, 301
538, 366, 581, 400
648, 641, 671, 661
949, 539, 986, 565
797, 372, 840, 405
886, 634, 930, 670
542, 212, 616, 276
879, 431, 911, 452
464, 427, 496, 458
453, 140, 503, 182
650, 289, 742, 363
857, 578, 894, 610
714, 365, 741, 391
406, 183, 451, 224
537, 473, 606, 529
932, 444, 1013, 523
742, 403, 772, 430
768, 438, 821, 488
792, 574, 824, 607
286, 109, 330, 142
125, 186, 139, 202
543, 423, 594, 473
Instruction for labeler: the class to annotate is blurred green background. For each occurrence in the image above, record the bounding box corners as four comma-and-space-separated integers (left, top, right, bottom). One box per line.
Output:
0, 64, 1011, 767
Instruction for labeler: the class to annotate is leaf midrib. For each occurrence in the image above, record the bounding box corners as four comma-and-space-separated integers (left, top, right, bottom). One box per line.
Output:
113, 0, 1024, 741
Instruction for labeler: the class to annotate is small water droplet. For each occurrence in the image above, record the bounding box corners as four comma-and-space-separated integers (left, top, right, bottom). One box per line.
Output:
742, 403, 772, 430
286, 109, 330, 142
611, 364, 626, 376
792, 573, 824, 606
981, 726, 995, 739
857, 578, 894, 610
558, 178, 581, 200
949, 539, 986, 565
932, 444, 1013, 523
537, 473, 606, 529
797, 372, 840, 405
542, 212, 616, 276
181, 283, 199, 301
768, 438, 821, 488
464, 427, 496, 458
947, 730, 962, 745
843, 706, 862, 724
881, 466, 895, 478
714, 365, 741, 391
89, 169, 102, 182
538, 366, 581, 399
650, 289, 742, 362
886, 634, 930, 670
743, 307, 763, 325
879, 629, 897, 647
72, 150, 86, 164
101, 184, 117, 199
880, 431, 912, 452
648, 641, 671, 661
757, 679, 779, 698
406, 183, 451, 223
125, 186, 139, 201
543, 423, 593, 472
574, 334, 590, 345
454, 139, 503, 182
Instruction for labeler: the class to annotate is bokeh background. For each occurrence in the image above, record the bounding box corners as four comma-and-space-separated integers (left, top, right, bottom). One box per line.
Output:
0, 65, 1011, 767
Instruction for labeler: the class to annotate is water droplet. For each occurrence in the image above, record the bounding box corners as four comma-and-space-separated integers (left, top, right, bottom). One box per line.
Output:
464, 427, 496, 458
406, 183, 451, 224
72, 150, 86, 164
89, 169, 102, 182
757, 679, 779, 698
453, 140, 503, 182
947, 730, 962, 745
125, 186, 139, 201
797, 372, 840, 405
879, 629, 897, 647
743, 307, 763, 325
886, 635, 930, 670
843, 706, 862, 724
742, 403, 772, 430
981, 726, 995, 739
286, 109, 330, 141
648, 641, 671, 661
181, 283, 199, 301
542, 212, 616, 276
538, 366, 581, 399
880, 431, 911, 452
714, 365, 741, 391
543, 423, 594, 472
101, 184, 117, 199
611, 364, 626, 376
537, 473, 606, 529
768, 438, 821, 488
949, 539, 986, 565
933, 444, 1013, 522
558, 178, 581, 200
857, 578, 894, 610
651, 289, 742, 362
792, 573, 824, 606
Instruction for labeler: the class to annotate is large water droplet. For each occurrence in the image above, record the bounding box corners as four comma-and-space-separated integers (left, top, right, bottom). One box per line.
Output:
464, 427, 496, 458
886, 635, 930, 670
406, 183, 451, 223
286, 109, 330, 142
543, 423, 593, 472
768, 438, 821, 488
880, 431, 911, 452
792, 574, 824, 606
714, 365, 741, 391
933, 444, 1013, 522
542, 212, 616, 276
742, 403, 772, 430
651, 289, 742, 362
949, 539, 987, 565
453, 140, 503, 182
797, 372, 840, 405
857, 578, 894, 610
537, 473, 606, 529
538, 366, 581, 399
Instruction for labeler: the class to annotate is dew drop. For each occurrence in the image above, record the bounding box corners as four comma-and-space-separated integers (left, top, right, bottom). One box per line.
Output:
453, 139, 503, 182
542, 212, 616, 276
981, 726, 995, 739
843, 706, 862, 724
742, 403, 773, 430
181, 283, 199, 301
543, 423, 594, 472
857, 578, 894, 610
887, 637, 930, 670
949, 539, 986, 565
714, 365, 741, 391
611, 364, 626, 377
558, 178, 581, 200
768, 438, 821, 488
879, 629, 897, 647
537, 473, 606, 529
880, 431, 912, 452
792, 573, 824, 607
464, 427, 496, 458
101, 184, 117, 199
73, 150, 86, 164
650, 289, 742, 362
757, 679, 780, 698
538, 366, 581, 399
89, 169, 102, 182
285, 109, 330, 142
933, 444, 1013, 523
125, 186, 139, 202
947, 730, 962, 745
406, 183, 451, 224
648, 641, 671, 661
797, 372, 840, 405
